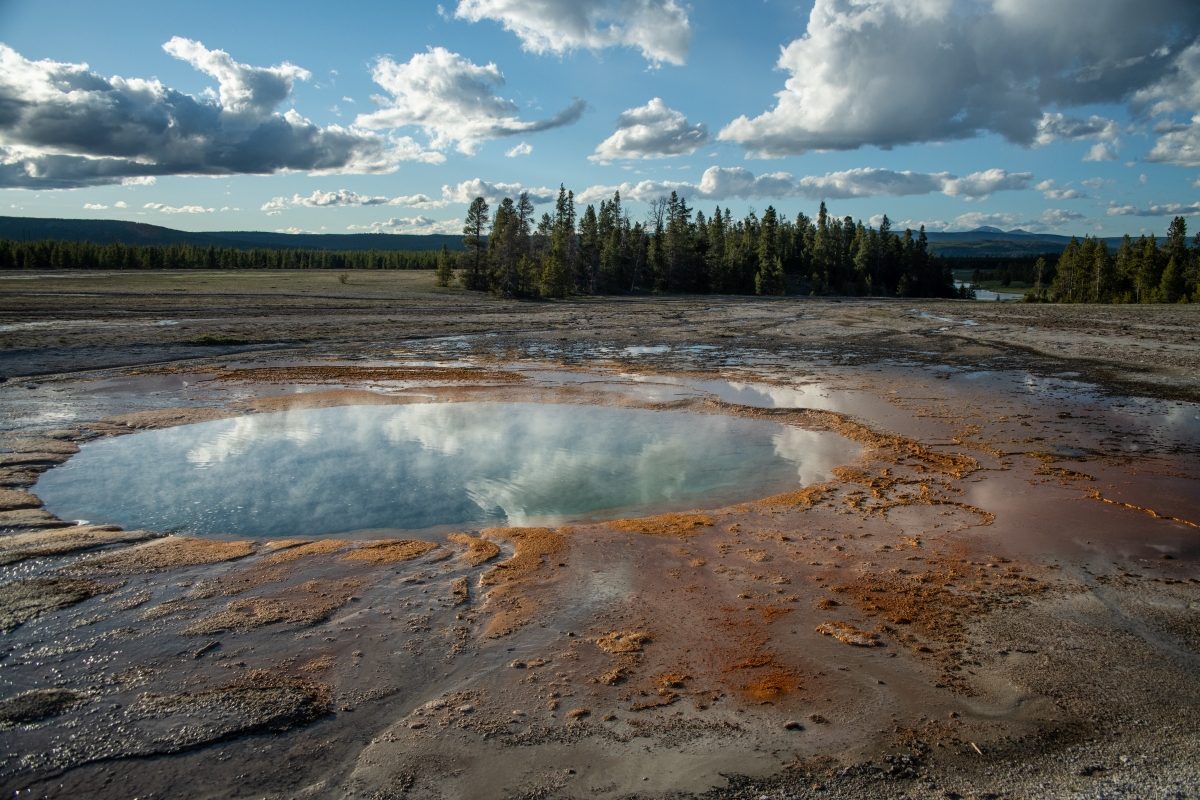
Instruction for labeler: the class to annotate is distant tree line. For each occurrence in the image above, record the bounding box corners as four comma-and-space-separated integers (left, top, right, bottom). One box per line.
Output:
1027, 217, 1200, 304
443, 187, 962, 299
0, 238, 440, 271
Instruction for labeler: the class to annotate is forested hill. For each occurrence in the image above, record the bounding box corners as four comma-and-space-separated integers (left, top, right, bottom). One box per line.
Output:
0, 216, 464, 252
922, 228, 1125, 258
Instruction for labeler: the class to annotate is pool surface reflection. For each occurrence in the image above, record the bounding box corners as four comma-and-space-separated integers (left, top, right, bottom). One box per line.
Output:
36, 402, 861, 537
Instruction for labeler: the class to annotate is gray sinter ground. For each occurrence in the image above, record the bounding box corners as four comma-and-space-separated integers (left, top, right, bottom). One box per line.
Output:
0, 270, 1197, 799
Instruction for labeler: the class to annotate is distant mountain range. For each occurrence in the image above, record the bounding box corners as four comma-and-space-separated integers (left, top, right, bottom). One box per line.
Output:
0, 216, 1130, 259
0, 216, 464, 252
922, 227, 1126, 258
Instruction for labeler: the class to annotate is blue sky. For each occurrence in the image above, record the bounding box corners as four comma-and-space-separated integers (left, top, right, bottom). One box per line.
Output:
1, 0, 1198, 238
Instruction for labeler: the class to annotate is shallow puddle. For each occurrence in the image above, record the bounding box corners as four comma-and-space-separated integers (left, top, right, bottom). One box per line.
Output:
35, 402, 860, 537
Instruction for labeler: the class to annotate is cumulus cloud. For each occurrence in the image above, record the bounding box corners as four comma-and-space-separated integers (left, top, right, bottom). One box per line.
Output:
505, 142, 533, 157
1084, 142, 1119, 162
0, 39, 429, 189
355, 47, 585, 155
1144, 115, 1200, 166
590, 98, 707, 162
454, 0, 690, 66
1106, 202, 1200, 216
441, 178, 557, 205
261, 189, 446, 211
1034, 113, 1123, 147
718, 0, 1200, 157
114, 201, 127, 208
870, 215, 949, 231
1036, 208, 1087, 227
144, 202, 213, 214
1034, 180, 1087, 200
83, 203, 107, 210
348, 216, 463, 234
577, 166, 1032, 204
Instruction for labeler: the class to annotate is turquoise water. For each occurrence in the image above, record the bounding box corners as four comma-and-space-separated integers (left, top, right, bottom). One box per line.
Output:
35, 402, 859, 537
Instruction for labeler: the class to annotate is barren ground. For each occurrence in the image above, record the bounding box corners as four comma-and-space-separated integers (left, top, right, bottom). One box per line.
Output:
0, 270, 1197, 800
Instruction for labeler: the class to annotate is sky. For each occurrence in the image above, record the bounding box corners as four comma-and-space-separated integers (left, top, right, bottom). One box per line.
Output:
1, 0, 1199, 238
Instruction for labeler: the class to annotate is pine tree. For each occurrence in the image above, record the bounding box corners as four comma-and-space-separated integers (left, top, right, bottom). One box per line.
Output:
578, 204, 600, 294
435, 244, 454, 287
462, 197, 490, 291
1161, 217, 1189, 302
488, 197, 519, 297
756, 206, 785, 295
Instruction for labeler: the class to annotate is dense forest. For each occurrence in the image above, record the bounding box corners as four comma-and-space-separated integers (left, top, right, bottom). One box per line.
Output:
1029, 217, 1199, 303
447, 188, 961, 299
2, 193, 1195, 304
0, 238, 439, 271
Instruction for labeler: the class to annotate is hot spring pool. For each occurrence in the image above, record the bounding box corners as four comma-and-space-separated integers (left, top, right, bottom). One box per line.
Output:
35, 402, 861, 537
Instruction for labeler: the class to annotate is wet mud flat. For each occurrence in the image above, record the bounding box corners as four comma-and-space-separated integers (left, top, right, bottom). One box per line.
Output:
0, 272, 1198, 799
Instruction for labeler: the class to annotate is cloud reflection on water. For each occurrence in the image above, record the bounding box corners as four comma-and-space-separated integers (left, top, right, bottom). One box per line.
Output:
38, 402, 861, 537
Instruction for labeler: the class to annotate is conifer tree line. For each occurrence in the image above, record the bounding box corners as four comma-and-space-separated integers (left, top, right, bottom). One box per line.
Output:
442, 187, 962, 299
0, 238, 440, 271
1030, 216, 1200, 304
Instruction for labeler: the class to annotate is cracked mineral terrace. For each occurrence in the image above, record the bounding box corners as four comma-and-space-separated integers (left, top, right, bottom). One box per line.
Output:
0, 270, 1197, 800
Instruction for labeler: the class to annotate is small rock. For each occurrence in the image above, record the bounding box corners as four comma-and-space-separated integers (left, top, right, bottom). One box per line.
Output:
457, 704, 474, 713
408, 721, 425, 729
509, 660, 526, 669
784, 720, 803, 730
566, 707, 590, 720
511, 709, 525, 716
809, 713, 828, 724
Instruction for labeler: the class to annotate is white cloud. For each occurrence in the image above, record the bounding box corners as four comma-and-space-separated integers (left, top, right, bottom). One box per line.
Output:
870, 215, 950, 231
1036, 208, 1086, 227
348, 216, 463, 234
275, 227, 318, 234
1143, 115, 1200, 167
717, 0, 1200, 156
1132, 40, 1200, 117
261, 189, 447, 211
354, 47, 585, 155
143, 202, 213, 214
577, 166, 1032, 204
114, 201, 127, 208
940, 169, 1034, 200
590, 98, 707, 162
505, 141, 533, 157
1083, 142, 1119, 162
1034, 113, 1122, 147
454, 0, 690, 66
1034, 179, 1086, 200
441, 178, 557, 205
1106, 202, 1200, 216
0, 39, 418, 188
83, 203, 107, 210
1081, 177, 1113, 190
161, 36, 310, 117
